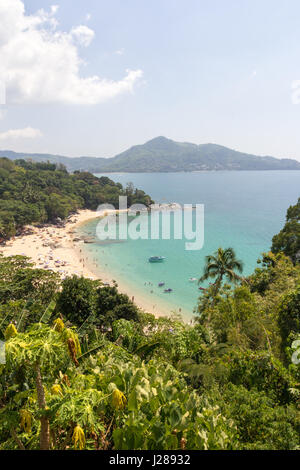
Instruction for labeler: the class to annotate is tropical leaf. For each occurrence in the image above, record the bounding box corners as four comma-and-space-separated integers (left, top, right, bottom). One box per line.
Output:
39, 300, 56, 324
133, 341, 161, 359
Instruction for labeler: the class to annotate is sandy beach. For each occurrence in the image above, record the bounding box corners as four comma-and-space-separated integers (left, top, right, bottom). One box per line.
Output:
0, 210, 172, 317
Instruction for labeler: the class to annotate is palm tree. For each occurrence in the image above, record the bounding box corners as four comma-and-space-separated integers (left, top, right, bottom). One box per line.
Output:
199, 247, 244, 292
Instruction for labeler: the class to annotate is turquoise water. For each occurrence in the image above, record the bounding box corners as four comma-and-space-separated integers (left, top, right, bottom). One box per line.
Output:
78, 171, 300, 319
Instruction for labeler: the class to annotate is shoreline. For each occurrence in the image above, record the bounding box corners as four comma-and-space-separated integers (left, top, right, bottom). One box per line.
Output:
0, 210, 177, 318
76, 241, 183, 318
0, 209, 100, 281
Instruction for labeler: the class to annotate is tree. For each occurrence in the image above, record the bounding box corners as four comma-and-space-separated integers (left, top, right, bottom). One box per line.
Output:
95, 284, 140, 328
0, 211, 16, 238
0, 158, 152, 241
56, 276, 99, 327
0, 256, 60, 330
125, 182, 135, 207
199, 247, 244, 293
45, 194, 78, 221
222, 384, 299, 450
108, 303, 140, 324
4, 322, 77, 449
272, 198, 300, 263
278, 285, 300, 350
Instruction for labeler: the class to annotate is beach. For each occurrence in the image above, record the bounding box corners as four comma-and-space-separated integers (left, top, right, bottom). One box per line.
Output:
0, 209, 99, 279
0, 209, 171, 317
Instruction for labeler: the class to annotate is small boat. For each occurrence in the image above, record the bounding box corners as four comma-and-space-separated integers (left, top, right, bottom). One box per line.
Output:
158, 282, 165, 287
189, 277, 197, 282
164, 288, 173, 293
148, 256, 166, 263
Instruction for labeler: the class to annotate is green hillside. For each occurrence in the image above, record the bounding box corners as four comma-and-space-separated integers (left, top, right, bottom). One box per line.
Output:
1, 136, 300, 172
0, 158, 152, 239
105, 137, 300, 172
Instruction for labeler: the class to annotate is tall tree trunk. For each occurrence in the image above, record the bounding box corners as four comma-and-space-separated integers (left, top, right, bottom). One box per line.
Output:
10, 427, 25, 450
35, 363, 50, 450
206, 276, 223, 323
211, 276, 222, 308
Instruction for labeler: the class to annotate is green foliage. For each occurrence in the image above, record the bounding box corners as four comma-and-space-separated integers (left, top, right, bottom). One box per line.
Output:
278, 285, 300, 350
5, 324, 70, 373
222, 385, 300, 450
218, 349, 296, 405
85, 346, 237, 450
112, 319, 143, 352
248, 252, 300, 297
0, 322, 237, 450
56, 276, 99, 327
199, 247, 243, 288
56, 277, 140, 332
0, 255, 60, 333
272, 197, 300, 263
95, 283, 140, 327
0, 158, 152, 240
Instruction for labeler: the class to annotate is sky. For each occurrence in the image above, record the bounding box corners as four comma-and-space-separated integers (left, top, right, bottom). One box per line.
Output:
1, 0, 300, 160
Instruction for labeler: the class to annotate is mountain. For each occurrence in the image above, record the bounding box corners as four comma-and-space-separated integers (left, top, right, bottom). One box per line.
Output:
1, 136, 300, 172
104, 137, 300, 171
0, 150, 108, 173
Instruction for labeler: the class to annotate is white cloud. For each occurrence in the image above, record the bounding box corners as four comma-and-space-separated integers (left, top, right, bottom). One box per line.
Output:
70, 25, 95, 47
0, 80, 5, 105
115, 48, 125, 56
0, 1, 143, 105
0, 127, 42, 141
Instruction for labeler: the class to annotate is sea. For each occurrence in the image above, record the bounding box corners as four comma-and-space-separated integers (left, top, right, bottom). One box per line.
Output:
76, 171, 300, 320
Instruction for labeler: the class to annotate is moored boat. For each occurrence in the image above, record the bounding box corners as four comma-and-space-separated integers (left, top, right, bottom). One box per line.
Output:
148, 256, 166, 263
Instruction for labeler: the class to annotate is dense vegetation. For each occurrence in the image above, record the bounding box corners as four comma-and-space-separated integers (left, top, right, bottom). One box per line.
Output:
0, 158, 153, 240
272, 197, 300, 263
2, 136, 300, 172
0, 198, 299, 450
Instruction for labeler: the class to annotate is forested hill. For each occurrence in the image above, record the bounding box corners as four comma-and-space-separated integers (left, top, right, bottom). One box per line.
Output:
1, 136, 300, 172
0, 150, 108, 173
101, 137, 300, 172
0, 158, 153, 239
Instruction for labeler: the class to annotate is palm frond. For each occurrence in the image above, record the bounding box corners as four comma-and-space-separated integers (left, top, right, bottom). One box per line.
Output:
40, 300, 56, 324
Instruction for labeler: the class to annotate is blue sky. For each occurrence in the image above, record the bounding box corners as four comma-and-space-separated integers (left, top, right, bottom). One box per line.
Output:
1, 0, 300, 160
